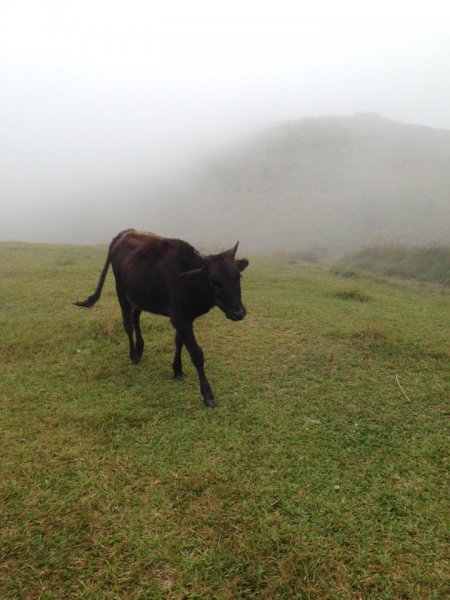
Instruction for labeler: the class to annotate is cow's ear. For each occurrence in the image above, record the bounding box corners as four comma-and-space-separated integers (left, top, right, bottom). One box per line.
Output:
180, 267, 205, 281
236, 258, 249, 272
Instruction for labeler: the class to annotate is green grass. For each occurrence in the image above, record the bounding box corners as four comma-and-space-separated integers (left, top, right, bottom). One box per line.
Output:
1, 242, 449, 599
334, 244, 450, 285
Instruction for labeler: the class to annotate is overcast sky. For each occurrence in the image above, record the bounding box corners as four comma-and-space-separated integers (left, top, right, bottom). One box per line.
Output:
1, 0, 449, 240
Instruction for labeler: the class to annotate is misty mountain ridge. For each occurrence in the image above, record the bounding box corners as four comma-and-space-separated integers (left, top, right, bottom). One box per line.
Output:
3, 114, 449, 253
149, 113, 450, 255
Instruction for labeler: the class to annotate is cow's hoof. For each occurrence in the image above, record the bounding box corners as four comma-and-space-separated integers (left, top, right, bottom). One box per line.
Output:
204, 396, 218, 408
174, 372, 184, 381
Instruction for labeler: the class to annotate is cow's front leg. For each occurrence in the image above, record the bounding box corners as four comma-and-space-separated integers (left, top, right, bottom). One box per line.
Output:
172, 320, 217, 408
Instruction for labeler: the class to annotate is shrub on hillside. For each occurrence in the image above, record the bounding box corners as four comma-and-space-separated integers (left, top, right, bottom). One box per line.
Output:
335, 245, 450, 285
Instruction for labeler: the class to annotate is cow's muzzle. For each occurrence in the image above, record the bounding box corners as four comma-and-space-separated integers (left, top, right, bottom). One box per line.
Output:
226, 307, 247, 321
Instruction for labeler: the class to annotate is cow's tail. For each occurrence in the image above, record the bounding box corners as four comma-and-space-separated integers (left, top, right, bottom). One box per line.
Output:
74, 229, 134, 308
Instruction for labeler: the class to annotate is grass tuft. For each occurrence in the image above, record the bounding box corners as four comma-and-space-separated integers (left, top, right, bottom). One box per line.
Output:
332, 289, 371, 302
331, 267, 360, 278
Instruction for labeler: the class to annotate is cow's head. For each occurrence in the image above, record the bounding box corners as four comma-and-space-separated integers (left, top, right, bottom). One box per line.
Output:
181, 242, 249, 320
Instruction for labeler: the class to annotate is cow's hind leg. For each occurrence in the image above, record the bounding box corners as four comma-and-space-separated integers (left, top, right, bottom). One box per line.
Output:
172, 332, 184, 380
116, 287, 138, 364
133, 308, 144, 363
172, 320, 217, 408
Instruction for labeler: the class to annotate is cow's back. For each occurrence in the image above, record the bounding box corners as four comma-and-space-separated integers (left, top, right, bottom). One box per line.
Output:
110, 231, 204, 315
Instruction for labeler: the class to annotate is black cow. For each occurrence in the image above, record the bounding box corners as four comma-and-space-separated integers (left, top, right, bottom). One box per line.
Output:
75, 229, 249, 407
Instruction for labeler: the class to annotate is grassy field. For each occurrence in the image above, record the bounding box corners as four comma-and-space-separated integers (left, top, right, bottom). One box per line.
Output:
1, 242, 449, 599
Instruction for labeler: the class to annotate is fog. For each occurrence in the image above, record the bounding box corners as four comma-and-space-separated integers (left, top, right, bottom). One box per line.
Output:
1, 1, 449, 247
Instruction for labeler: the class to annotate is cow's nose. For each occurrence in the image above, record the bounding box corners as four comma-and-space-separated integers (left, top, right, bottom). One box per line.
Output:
229, 307, 246, 321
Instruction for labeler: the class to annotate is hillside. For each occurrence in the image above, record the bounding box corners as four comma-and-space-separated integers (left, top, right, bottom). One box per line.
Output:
151, 114, 450, 254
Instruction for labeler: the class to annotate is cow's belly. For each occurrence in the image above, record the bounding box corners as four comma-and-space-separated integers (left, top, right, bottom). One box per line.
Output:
115, 263, 173, 318
142, 302, 170, 317
126, 289, 170, 317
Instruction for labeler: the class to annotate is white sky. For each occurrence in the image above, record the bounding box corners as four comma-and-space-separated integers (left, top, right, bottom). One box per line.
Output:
1, 0, 450, 238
